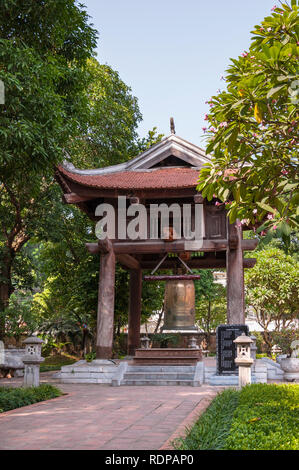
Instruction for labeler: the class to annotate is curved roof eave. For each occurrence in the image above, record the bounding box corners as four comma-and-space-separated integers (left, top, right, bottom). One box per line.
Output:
61, 134, 210, 176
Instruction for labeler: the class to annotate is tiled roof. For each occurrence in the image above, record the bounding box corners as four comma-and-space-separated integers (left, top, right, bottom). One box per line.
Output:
58, 166, 201, 190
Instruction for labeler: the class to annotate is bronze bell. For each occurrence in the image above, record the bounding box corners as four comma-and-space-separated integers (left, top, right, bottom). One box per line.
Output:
163, 277, 197, 331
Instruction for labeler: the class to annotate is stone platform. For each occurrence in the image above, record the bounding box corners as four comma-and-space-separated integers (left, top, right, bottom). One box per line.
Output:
133, 348, 202, 366
60, 359, 119, 384
57, 356, 277, 386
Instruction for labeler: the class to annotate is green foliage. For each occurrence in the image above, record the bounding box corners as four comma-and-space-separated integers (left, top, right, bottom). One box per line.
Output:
0, 0, 164, 348
254, 227, 299, 257
249, 331, 265, 354
0, 0, 97, 63
0, 0, 97, 336
0, 291, 38, 338
151, 333, 179, 348
0, 384, 62, 413
69, 58, 143, 169
175, 384, 299, 450
85, 351, 96, 363
194, 270, 226, 342
225, 384, 299, 450
198, 2, 299, 233
245, 248, 299, 352
272, 327, 299, 356
40, 354, 77, 372
174, 389, 240, 450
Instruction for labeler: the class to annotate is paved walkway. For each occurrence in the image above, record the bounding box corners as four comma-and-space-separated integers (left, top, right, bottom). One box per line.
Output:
0, 373, 221, 450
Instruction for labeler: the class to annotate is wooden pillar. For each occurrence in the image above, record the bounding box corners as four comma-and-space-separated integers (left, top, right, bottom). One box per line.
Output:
226, 220, 245, 324
96, 247, 116, 359
127, 268, 142, 356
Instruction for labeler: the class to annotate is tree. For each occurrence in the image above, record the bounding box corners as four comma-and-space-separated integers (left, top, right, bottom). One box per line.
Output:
245, 247, 299, 353
69, 58, 143, 169
0, 1, 97, 338
198, 2, 299, 235
0, 1, 164, 347
194, 270, 226, 348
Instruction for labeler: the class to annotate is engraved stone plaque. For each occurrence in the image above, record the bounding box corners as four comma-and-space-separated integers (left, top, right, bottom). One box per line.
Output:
216, 324, 249, 375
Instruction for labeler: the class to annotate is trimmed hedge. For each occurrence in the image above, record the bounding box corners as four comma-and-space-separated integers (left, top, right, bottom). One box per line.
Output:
175, 384, 299, 450
0, 384, 62, 413
174, 388, 240, 450
225, 384, 299, 450
40, 354, 77, 372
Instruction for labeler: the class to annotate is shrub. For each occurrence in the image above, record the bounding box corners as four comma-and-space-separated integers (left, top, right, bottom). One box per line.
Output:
225, 384, 299, 450
175, 384, 299, 450
174, 389, 240, 450
0, 384, 62, 413
271, 328, 299, 357
250, 331, 265, 354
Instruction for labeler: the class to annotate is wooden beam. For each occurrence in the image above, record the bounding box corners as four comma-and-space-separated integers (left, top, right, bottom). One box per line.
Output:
96, 247, 116, 359
228, 238, 258, 250
86, 238, 258, 256
113, 239, 228, 254
127, 269, 142, 356
117, 254, 140, 270
86, 238, 113, 255
140, 257, 257, 270
144, 274, 202, 281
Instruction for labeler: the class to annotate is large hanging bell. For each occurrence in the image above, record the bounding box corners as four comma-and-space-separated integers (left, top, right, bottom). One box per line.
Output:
163, 278, 197, 331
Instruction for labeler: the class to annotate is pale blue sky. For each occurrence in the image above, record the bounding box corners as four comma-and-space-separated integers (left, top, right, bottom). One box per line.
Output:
83, 0, 276, 147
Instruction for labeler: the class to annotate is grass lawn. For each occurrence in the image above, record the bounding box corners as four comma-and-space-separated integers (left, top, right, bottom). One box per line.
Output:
174, 383, 299, 450
0, 384, 62, 413
40, 353, 78, 372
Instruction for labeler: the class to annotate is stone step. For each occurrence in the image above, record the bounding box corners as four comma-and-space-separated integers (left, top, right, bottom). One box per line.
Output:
121, 379, 194, 386
133, 358, 199, 366
123, 372, 194, 380
60, 377, 112, 384
208, 374, 257, 386
60, 372, 115, 379
126, 366, 196, 373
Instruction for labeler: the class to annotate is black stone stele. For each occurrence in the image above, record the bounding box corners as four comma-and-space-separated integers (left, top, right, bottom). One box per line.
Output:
216, 324, 249, 375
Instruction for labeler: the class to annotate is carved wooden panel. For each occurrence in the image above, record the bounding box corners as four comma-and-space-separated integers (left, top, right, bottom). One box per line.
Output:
205, 206, 227, 239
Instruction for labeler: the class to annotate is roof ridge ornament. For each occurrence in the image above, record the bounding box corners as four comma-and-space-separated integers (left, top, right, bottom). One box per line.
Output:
170, 117, 175, 134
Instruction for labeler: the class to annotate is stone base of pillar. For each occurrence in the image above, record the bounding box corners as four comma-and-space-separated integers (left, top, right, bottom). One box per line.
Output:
96, 346, 113, 360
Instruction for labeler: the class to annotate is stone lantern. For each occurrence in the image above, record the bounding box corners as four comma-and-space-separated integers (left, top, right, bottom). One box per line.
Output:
140, 336, 150, 349
22, 336, 45, 388
233, 333, 254, 388
188, 336, 199, 349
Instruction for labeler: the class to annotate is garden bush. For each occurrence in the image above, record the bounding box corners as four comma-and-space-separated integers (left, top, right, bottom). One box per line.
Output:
40, 354, 77, 372
0, 384, 62, 413
175, 384, 299, 450
174, 389, 240, 450
225, 384, 299, 450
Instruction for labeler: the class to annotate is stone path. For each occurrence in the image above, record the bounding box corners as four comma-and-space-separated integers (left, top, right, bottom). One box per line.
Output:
0, 374, 221, 450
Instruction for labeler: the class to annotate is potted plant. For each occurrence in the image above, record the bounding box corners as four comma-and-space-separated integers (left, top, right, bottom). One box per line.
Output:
272, 328, 299, 382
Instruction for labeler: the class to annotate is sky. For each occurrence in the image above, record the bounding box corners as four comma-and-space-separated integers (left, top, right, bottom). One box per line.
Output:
83, 0, 276, 148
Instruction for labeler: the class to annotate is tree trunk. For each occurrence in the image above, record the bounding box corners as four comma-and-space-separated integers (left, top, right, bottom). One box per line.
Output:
263, 330, 273, 356
0, 253, 14, 340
